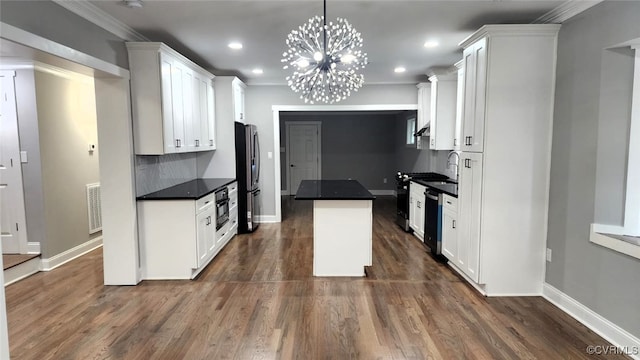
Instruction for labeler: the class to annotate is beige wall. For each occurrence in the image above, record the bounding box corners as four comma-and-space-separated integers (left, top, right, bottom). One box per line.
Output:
34, 68, 101, 257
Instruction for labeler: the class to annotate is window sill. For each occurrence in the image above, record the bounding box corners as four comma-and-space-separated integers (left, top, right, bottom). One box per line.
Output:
590, 224, 640, 260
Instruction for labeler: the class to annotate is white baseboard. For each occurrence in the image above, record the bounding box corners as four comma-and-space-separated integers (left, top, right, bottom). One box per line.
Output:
543, 283, 640, 359
40, 237, 103, 271
27, 242, 41, 254
4, 257, 40, 286
256, 215, 279, 223
369, 190, 396, 196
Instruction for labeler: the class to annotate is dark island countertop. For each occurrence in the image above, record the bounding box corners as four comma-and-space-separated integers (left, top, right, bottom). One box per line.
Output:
412, 179, 458, 198
137, 178, 236, 200
295, 180, 376, 200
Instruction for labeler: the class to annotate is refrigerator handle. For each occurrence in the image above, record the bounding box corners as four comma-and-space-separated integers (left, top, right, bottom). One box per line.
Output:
254, 131, 260, 183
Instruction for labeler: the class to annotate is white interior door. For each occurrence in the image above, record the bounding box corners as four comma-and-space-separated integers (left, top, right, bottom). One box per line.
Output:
287, 123, 320, 195
0, 71, 28, 254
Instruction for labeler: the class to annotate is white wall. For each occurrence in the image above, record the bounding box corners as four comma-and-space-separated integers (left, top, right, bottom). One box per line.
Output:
245, 84, 418, 217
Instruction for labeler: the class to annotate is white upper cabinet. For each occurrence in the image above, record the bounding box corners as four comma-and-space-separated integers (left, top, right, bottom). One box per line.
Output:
428, 71, 457, 150
415, 83, 430, 149
232, 78, 246, 123
460, 37, 487, 152
127, 42, 216, 155
454, 60, 464, 151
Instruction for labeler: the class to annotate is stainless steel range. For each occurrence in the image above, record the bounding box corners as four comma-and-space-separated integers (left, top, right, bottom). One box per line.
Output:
396, 172, 449, 231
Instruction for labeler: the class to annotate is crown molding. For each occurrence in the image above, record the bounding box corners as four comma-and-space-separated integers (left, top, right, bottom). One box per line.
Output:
534, 0, 603, 24
52, 0, 148, 41
459, 24, 561, 49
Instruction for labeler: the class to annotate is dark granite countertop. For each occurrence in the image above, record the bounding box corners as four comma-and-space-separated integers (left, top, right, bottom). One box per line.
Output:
412, 179, 458, 198
295, 180, 376, 200
137, 178, 236, 200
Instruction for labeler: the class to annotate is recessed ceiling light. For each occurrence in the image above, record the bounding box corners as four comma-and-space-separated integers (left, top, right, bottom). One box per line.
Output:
394, 67, 406, 73
122, 0, 143, 8
228, 42, 243, 50
424, 40, 439, 48
252, 68, 264, 75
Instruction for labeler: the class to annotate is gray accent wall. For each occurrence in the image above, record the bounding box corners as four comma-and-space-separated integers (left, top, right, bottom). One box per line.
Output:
245, 84, 418, 217
279, 112, 398, 192
32, 68, 101, 258
0, 1, 129, 69
546, 1, 640, 338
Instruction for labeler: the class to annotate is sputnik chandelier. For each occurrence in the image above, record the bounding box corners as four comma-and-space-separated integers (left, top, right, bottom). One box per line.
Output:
281, 0, 367, 104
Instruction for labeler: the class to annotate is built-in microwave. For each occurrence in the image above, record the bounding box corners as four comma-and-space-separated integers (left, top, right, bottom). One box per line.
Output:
215, 188, 229, 230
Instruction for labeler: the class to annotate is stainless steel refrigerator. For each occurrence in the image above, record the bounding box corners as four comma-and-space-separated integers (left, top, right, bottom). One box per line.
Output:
235, 122, 261, 233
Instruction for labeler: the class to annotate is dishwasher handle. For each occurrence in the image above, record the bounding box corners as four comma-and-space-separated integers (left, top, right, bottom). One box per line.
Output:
425, 191, 439, 201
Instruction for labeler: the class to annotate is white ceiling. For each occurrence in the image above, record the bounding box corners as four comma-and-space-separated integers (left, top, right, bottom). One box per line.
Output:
86, 0, 567, 85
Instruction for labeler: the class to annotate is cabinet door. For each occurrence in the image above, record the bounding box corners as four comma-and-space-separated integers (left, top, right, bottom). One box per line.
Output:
169, 60, 187, 152
207, 206, 217, 254
454, 66, 465, 151
461, 38, 487, 152
458, 152, 483, 282
196, 209, 212, 267
416, 83, 429, 150
409, 188, 417, 232
181, 68, 197, 152
416, 194, 425, 238
429, 80, 438, 150
441, 206, 457, 262
233, 82, 245, 123
206, 80, 216, 149
160, 54, 179, 153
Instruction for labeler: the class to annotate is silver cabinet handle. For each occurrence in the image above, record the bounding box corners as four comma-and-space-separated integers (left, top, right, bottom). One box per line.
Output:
195, 139, 200, 147
453, 220, 456, 229
210, 140, 214, 146
417, 201, 421, 208
176, 139, 182, 148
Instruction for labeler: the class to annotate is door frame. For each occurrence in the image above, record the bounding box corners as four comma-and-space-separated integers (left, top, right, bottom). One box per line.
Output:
284, 121, 321, 195
272, 104, 418, 222
0, 70, 29, 254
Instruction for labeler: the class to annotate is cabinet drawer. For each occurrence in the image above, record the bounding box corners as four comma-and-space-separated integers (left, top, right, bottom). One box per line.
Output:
228, 181, 238, 193
196, 193, 215, 213
442, 194, 457, 211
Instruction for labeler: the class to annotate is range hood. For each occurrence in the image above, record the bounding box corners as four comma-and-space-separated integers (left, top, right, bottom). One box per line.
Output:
414, 122, 430, 137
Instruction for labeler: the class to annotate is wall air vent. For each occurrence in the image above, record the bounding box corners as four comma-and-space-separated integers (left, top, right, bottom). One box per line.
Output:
86, 183, 102, 234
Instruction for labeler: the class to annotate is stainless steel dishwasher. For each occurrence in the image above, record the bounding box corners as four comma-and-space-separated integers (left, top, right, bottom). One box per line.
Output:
423, 189, 442, 255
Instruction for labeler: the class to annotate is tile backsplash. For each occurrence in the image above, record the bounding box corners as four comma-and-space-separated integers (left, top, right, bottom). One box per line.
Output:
135, 153, 197, 196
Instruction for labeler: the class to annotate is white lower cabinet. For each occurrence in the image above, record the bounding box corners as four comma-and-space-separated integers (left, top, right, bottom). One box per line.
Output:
457, 152, 483, 283
441, 194, 458, 263
409, 181, 426, 240
138, 182, 238, 280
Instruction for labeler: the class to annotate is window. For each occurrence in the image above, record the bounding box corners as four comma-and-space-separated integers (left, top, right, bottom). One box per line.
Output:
591, 39, 640, 259
406, 117, 416, 146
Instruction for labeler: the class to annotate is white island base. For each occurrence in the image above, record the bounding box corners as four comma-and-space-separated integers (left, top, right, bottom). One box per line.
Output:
313, 200, 373, 277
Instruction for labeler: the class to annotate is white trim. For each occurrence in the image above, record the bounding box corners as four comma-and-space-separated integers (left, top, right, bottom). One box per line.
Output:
0, 22, 129, 79
256, 215, 278, 223
273, 104, 417, 112
459, 24, 561, 49
369, 190, 396, 196
285, 121, 322, 197
39, 237, 103, 271
51, 0, 148, 42
3, 257, 40, 286
543, 283, 640, 359
272, 104, 418, 224
447, 262, 487, 296
590, 225, 640, 260
534, 0, 603, 24
27, 242, 41, 254
624, 47, 640, 235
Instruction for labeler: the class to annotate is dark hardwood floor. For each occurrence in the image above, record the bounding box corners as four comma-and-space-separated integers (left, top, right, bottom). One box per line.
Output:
5, 196, 628, 359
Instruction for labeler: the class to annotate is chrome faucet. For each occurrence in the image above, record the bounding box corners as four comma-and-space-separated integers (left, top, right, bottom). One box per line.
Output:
447, 151, 460, 182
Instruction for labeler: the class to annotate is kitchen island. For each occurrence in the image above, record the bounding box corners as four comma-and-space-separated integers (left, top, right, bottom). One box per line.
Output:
295, 180, 375, 277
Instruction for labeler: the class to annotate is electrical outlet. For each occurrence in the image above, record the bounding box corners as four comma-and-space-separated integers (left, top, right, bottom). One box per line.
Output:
546, 248, 552, 262
383, 178, 387, 184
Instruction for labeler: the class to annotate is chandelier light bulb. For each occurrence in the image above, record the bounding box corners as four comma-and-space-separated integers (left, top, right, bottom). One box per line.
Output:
313, 52, 324, 62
